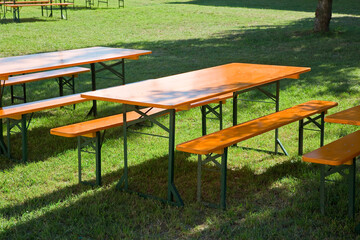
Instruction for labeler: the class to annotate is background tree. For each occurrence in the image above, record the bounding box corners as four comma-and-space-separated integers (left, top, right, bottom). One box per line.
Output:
314, 0, 333, 32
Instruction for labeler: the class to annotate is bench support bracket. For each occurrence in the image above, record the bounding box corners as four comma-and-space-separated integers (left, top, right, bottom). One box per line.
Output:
4, 114, 30, 162
77, 131, 104, 186
197, 148, 228, 210
298, 112, 325, 155
201, 103, 223, 136
319, 159, 356, 218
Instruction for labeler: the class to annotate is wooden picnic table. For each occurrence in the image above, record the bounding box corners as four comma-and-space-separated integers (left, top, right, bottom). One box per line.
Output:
81, 62, 311, 206
0, 46, 151, 112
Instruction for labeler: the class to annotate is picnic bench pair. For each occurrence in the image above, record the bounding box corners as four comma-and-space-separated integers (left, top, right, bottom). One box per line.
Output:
2, 60, 353, 218
1, 0, 73, 22
302, 105, 360, 218
3, 67, 89, 104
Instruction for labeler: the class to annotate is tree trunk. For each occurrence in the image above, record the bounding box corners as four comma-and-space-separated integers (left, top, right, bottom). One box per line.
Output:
314, 0, 333, 32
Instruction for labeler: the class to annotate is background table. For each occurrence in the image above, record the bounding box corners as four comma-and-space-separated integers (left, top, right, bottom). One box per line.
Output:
81, 62, 311, 206
0, 46, 152, 113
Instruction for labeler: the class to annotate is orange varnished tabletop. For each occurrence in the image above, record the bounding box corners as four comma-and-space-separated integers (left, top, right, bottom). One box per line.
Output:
325, 105, 360, 126
0, 47, 151, 80
81, 63, 310, 109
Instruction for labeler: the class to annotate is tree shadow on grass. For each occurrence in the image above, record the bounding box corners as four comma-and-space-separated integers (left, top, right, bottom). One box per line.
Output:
0, 17, 54, 24
106, 16, 360, 101
167, 0, 360, 16
0, 151, 340, 239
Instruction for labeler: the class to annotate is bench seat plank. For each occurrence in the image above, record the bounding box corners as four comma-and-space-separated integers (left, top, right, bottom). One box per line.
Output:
51, 92, 235, 137
302, 130, 360, 166
0, 94, 88, 119
3, 67, 90, 86
176, 100, 338, 155
50, 107, 165, 138
325, 105, 360, 126
188, 93, 233, 108
0, 1, 49, 4
5, 2, 73, 7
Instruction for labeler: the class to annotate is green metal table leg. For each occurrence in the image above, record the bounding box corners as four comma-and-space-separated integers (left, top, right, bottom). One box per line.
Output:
167, 109, 184, 206
298, 119, 304, 155
320, 112, 325, 147
117, 103, 128, 190
201, 106, 207, 136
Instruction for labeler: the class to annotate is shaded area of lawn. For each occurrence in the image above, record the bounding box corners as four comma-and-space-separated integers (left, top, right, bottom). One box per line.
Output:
168, 0, 360, 16
1, 152, 355, 239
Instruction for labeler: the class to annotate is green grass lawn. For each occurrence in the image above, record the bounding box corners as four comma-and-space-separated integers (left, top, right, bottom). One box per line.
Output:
1, 0, 360, 239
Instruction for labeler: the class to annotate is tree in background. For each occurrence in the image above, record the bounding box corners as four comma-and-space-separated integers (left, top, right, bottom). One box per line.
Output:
314, 0, 333, 32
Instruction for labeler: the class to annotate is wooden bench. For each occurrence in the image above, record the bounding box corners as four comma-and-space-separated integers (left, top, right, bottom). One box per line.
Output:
3, 67, 90, 104
176, 100, 338, 209
49, 92, 234, 186
4, 2, 73, 22
0, 1, 50, 4
302, 105, 360, 218
302, 130, 359, 218
0, 93, 89, 162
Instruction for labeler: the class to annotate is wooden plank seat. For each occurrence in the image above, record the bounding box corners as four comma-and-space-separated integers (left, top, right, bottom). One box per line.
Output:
176, 100, 338, 209
4, 2, 73, 22
4, 2, 73, 7
0, 93, 89, 162
49, 92, 234, 186
3, 67, 90, 104
302, 129, 360, 219
0, 1, 49, 4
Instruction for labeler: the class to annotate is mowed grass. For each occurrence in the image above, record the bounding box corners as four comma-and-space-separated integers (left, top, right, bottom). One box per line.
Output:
1, 0, 360, 239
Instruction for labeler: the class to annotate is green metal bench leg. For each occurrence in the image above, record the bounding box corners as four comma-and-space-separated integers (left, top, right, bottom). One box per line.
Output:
197, 150, 228, 209
197, 154, 202, 202
320, 161, 356, 218
21, 114, 27, 162
77, 132, 102, 186
95, 132, 101, 186
220, 147, 228, 210
348, 158, 356, 218
320, 164, 325, 215
0, 121, 9, 156
6, 114, 28, 162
